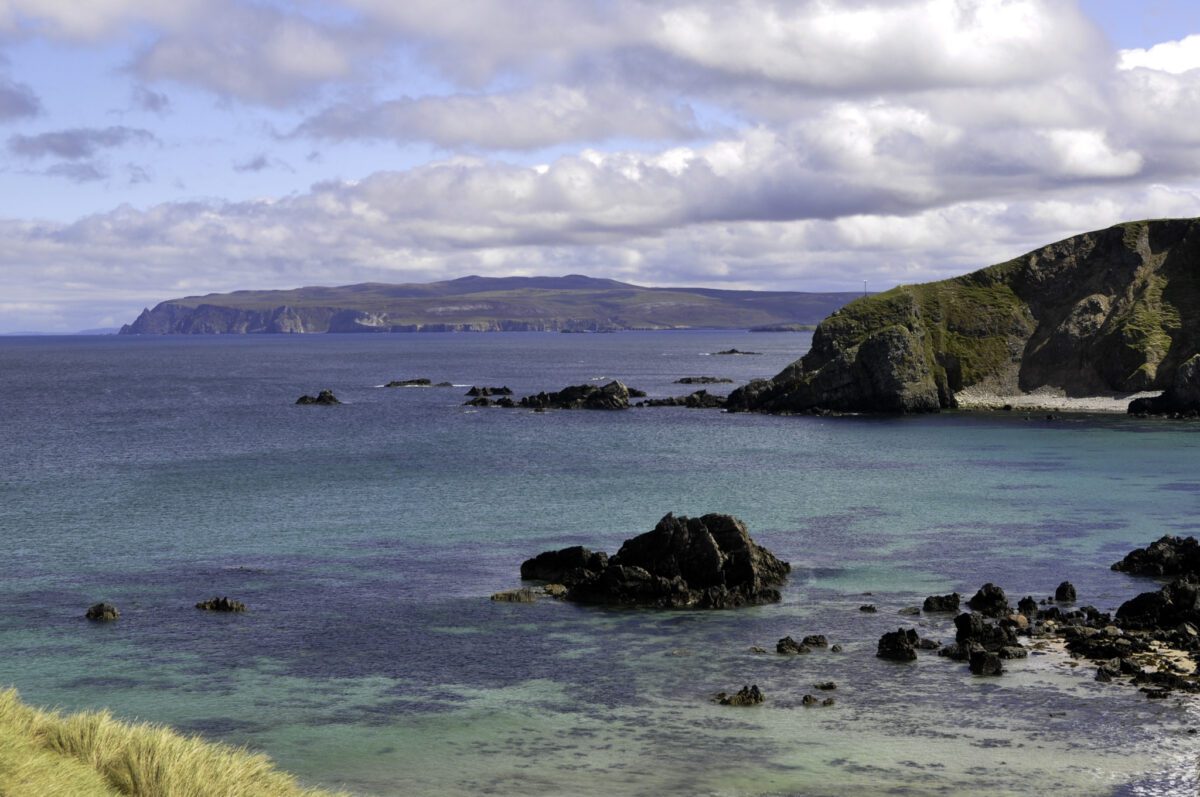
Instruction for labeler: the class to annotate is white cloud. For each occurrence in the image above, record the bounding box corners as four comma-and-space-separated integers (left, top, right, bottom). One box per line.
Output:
296, 85, 700, 150
1119, 34, 1200, 74
134, 5, 361, 106
651, 0, 1103, 90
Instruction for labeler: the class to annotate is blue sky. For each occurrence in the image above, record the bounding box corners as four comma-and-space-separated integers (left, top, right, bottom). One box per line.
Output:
3, 0, 1200, 332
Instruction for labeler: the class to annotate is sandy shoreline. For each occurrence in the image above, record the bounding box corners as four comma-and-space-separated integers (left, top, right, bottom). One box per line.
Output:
953, 386, 1162, 414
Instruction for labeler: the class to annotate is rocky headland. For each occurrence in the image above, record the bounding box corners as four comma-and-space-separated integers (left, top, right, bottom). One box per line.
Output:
119, 275, 860, 335
727, 218, 1200, 415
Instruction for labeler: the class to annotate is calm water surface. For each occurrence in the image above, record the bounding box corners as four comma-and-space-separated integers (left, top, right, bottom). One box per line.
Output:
2, 331, 1199, 796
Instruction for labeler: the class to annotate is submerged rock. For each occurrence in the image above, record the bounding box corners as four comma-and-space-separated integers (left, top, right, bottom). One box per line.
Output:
519, 513, 790, 609
195, 597, 246, 612
466, 386, 513, 397
712, 349, 762, 356
776, 636, 811, 655
639, 390, 726, 409
386, 378, 432, 387
85, 603, 119, 622
295, 389, 340, 405
490, 588, 537, 603
675, 377, 734, 384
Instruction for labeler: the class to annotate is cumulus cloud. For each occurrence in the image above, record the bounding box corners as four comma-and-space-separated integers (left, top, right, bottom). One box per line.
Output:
649, 0, 1104, 91
296, 85, 700, 150
8, 126, 155, 159
1119, 34, 1200, 74
133, 3, 364, 106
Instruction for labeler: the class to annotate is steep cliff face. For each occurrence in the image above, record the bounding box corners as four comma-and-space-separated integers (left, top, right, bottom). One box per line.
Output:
122, 304, 333, 334
728, 218, 1200, 413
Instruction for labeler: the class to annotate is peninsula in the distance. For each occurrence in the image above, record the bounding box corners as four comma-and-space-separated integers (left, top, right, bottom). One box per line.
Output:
119, 275, 862, 334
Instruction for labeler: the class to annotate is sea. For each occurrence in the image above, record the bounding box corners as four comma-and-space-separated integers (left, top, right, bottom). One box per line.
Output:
2, 330, 1199, 796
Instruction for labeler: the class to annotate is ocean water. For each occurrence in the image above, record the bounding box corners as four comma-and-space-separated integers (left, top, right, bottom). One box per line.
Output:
2, 331, 1200, 796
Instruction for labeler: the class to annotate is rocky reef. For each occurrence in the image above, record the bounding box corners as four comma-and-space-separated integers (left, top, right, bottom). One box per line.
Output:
295, 390, 340, 405
516, 381, 638, 410
519, 513, 790, 608
727, 218, 1200, 414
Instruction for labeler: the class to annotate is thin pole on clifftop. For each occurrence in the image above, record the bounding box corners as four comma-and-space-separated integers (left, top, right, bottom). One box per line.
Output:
863, 280, 867, 298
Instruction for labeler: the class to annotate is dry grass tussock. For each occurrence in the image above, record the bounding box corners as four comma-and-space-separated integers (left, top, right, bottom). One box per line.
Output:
0, 688, 351, 797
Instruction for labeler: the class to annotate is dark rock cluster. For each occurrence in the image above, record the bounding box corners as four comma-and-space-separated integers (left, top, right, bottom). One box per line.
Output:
517, 381, 637, 410
715, 685, 763, 706
1112, 535, 1200, 577
922, 593, 960, 612
85, 602, 119, 621
675, 377, 734, 384
519, 513, 790, 609
295, 389, 340, 405
638, 390, 726, 409
195, 596, 247, 612
776, 634, 830, 655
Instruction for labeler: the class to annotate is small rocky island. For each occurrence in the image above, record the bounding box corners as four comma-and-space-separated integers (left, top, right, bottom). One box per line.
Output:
519, 513, 789, 608
296, 389, 340, 405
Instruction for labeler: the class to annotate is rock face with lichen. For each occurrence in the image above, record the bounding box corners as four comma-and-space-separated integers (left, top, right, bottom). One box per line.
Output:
520, 513, 790, 608
727, 218, 1200, 413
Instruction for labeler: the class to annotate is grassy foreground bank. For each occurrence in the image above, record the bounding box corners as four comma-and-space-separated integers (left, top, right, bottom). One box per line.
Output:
0, 688, 349, 797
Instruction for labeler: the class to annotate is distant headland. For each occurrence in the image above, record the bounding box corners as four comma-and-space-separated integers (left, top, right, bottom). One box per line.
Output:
119, 275, 862, 334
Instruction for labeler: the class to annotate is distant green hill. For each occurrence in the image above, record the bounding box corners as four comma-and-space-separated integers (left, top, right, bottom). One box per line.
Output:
119, 275, 862, 334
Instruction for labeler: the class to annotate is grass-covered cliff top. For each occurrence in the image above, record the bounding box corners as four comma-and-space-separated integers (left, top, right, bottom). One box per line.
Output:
754, 217, 1200, 410
0, 688, 347, 797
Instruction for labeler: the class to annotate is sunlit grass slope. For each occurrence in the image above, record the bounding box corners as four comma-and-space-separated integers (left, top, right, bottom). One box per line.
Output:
0, 688, 350, 797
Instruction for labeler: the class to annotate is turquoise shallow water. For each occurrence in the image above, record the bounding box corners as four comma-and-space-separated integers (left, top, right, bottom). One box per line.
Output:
2, 331, 1200, 795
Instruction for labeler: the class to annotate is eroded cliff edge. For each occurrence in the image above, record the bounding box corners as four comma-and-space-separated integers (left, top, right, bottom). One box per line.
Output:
728, 218, 1200, 413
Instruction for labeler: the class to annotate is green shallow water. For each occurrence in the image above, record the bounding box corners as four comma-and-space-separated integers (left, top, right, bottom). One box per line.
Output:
1, 331, 1199, 795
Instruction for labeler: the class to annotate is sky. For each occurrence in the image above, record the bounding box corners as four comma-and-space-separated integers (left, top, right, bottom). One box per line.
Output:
3, 0, 1200, 332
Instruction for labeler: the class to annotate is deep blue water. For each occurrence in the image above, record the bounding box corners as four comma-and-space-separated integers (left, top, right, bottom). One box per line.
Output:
2, 331, 1199, 796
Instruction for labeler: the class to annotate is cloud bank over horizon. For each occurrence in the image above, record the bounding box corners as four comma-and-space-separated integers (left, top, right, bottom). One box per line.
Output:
1, 0, 1200, 331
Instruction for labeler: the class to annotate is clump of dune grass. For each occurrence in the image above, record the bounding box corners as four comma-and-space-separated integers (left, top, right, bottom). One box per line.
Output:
0, 688, 351, 797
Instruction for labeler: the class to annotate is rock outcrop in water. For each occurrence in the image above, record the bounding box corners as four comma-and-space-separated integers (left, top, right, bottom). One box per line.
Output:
195, 597, 246, 612
85, 603, 119, 621
638, 390, 726, 409
296, 390, 340, 405
726, 218, 1200, 414
519, 513, 790, 608
517, 381, 636, 410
